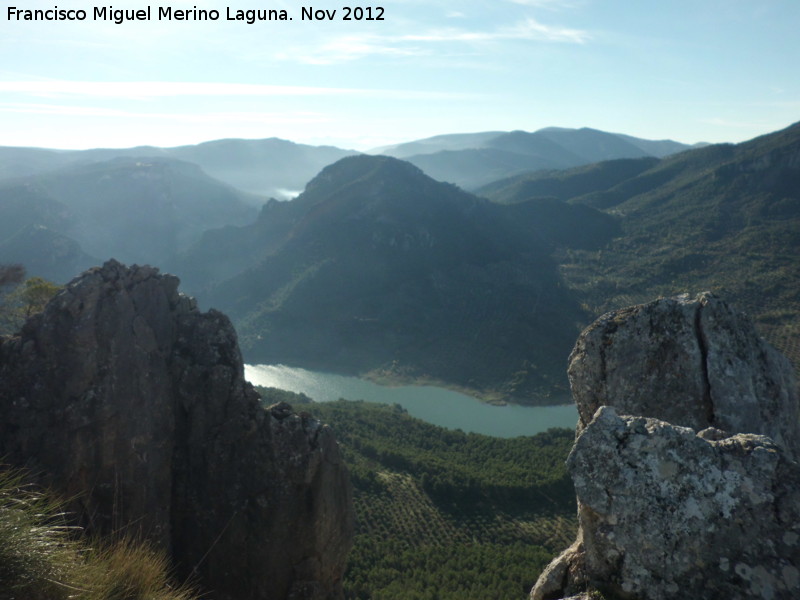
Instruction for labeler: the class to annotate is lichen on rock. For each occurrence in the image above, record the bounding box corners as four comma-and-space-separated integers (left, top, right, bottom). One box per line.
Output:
565, 406, 799, 600
533, 293, 800, 600
568, 292, 799, 459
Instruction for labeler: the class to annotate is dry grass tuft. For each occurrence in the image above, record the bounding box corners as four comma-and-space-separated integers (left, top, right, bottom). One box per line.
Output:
0, 468, 197, 600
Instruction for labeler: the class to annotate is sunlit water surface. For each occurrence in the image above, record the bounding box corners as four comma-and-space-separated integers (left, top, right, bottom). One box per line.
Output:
245, 364, 577, 438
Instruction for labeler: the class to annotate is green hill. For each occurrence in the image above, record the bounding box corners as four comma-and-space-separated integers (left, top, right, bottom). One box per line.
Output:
201, 155, 592, 404
477, 157, 659, 205
505, 121, 800, 373
259, 391, 577, 600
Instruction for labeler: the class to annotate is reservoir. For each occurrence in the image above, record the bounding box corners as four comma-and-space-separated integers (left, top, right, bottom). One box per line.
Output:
245, 364, 578, 438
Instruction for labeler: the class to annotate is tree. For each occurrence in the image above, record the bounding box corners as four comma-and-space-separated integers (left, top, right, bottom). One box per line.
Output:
0, 272, 61, 334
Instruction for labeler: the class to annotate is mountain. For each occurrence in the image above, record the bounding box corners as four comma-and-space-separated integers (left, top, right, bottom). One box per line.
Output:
192, 155, 594, 403
0, 138, 358, 199
368, 131, 505, 158
0, 224, 96, 283
476, 157, 660, 205
0, 129, 689, 201
166, 137, 359, 196
0, 146, 76, 179
408, 147, 569, 191
0, 157, 259, 279
0, 182, 96, 281
371, 127, 694, 190
494, 120, 800, 373
4, 123, 795, 401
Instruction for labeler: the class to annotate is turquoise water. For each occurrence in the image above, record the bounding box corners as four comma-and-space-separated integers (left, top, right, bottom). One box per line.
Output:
244, 364, 577, 438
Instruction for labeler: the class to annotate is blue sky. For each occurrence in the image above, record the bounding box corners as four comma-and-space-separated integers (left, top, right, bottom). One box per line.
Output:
1, 0, 798, 150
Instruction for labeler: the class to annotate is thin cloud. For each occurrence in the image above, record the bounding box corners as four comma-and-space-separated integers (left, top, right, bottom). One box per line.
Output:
276, 36, 427, 65
0, 81, 470, 101
699, 114, 800, 129
507, 0, 584, 8
282, 16, 590, 64
401, 18, 590, 43
0, 102, 332, 124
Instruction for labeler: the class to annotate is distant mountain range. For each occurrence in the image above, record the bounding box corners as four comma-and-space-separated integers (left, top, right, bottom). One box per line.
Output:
0, 122, 797, 402
0, 126, 696, 284
0, 157, 258, 275
370, 127, 701, 189
0, 138, 358, 198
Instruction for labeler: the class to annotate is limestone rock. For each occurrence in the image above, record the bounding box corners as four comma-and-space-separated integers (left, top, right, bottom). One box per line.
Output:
530, 539, 587, 600
0, 260, 354, 600
533, 293, 800, 600
569, 407, 800, 600
568, 292, 800, 458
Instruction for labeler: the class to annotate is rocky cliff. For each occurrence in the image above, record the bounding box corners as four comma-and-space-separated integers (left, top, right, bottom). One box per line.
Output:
532, 292, 800, 600
0, 260, 354, 600
568, 292, 800, 457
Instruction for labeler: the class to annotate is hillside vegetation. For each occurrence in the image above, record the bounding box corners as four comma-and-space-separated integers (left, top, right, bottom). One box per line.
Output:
259, 389, 578, 600
2, 123, 797, 401
202, 155, 593, 404
481, 121, 800, 374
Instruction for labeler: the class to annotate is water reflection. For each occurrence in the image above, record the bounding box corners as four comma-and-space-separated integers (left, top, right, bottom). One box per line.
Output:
245, 364, 577, 438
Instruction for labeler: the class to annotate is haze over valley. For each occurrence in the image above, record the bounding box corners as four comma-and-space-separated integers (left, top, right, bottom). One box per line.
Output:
2, 122, 798, 404
4, 2, 800, 597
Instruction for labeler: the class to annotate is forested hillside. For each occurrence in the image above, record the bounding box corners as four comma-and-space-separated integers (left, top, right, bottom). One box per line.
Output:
1, 122, 797, 402
199, 155, 595, 404
481, 121, 800, 374
259, 389, 577, 600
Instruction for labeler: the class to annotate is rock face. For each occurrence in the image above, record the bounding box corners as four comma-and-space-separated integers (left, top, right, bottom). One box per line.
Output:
533, 293, 800, 600
568, 292, 800, 458
0, 260, 354, 600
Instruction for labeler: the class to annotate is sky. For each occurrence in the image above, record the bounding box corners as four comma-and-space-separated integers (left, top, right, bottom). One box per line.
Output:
1, 0, 798, 150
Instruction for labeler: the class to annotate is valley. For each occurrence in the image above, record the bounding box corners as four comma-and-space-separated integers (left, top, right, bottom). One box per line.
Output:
1, 122, 798, 403
1, 121, 798, 600
257, 390, 578, 600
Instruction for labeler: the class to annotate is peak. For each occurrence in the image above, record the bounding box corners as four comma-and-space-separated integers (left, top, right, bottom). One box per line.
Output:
311, 154, 426, 184
299, 154, 439, 205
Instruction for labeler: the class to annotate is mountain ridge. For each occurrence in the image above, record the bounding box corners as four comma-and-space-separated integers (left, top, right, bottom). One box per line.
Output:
191, 154, 590, 403
369, 127, 695, 189
0, 156, 258, 277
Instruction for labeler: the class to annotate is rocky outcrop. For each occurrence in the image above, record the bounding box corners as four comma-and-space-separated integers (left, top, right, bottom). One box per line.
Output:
539, 407, 800, 600
533, 293, 800, 600
0, 260, 354, 600
568, 292, 800, 458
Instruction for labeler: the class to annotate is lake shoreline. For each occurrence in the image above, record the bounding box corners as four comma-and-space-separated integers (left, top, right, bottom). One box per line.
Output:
244, 364, 578, 438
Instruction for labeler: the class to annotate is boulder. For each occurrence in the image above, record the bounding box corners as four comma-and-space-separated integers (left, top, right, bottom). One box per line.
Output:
575, 407, 799, 599
0, 260, 354, 600
568, 292, 800, 458
533, 293, 800, 600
